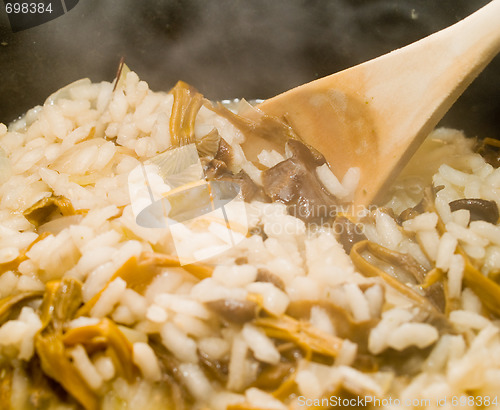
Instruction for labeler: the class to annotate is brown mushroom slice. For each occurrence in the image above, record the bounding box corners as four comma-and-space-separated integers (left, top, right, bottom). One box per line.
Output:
24, 195, 75, 227
206, 298, 259, 324
350, 240, 447, 320
214, 137, 234, 167
202, 151, 267, 201
197, 349, 229, 384
202, 158, 230, 179
244, 342, 303, 403
38, 277, 83, 331
262, 139, 338, 223
477, 137, 500, 168
213, 169, 269, 202
449, 198, 499, 224
251, 360, 296, 392
410, 188, 500, 316
399, 185, 444, 226
255, 268, 286, 292
196, 128, 221, 158
398, 198, 426, 224
35, 332, 100, 410
169, 81, 206, 147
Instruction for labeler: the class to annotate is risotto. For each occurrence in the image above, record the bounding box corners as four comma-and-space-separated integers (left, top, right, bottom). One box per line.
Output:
1, 66, 500, 410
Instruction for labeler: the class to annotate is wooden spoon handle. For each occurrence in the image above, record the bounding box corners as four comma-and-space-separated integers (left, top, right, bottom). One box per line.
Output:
259, 0, 500, 207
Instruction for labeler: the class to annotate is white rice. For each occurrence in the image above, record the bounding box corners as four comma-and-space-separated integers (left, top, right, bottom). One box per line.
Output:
1, 72, 500, 410
69, 344, 104, 390
160, 322, 198, 363
316, 163, 361, 202
132, 342, 162, 382
94, 355, 116, 381
90, 277, 127, 318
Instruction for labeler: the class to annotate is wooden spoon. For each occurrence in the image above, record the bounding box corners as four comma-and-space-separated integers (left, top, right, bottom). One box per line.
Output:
257, 0, 500, 207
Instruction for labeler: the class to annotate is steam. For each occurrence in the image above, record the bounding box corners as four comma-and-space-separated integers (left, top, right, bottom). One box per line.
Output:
4, 0, 465, 100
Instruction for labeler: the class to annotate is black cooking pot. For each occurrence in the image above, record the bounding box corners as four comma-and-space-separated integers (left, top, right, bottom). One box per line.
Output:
1, 0, 499, 139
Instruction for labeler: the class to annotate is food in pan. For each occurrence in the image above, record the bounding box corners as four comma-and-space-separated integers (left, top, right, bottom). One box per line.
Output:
1, 68, 500, 409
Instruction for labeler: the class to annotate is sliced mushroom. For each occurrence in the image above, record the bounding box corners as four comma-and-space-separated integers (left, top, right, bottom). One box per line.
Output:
148, 336, 195, 409
262, 140, 338, 223
253, 314, 344, 360
35, 278, 100, 410
398, 199, 425, 224
255, 268, 286, 292
35, 334, 99, 410
62, 318, 136, 381
251, 360, 295, 391
0, 291, 43, 325
206, 298, 259, 324
24, 195, 75, 227
477, 137, 500, 168
449, 198, 499, 224
203, 158, 229, 179
286, 299, 377, 353
350, 241, 448, 319
203, 156, 269, 202
196, 128, 221, 158
223, 170, 268, 202
168, 81, 206, 147
197, 349, 229, 384
214, 137, 234, 167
